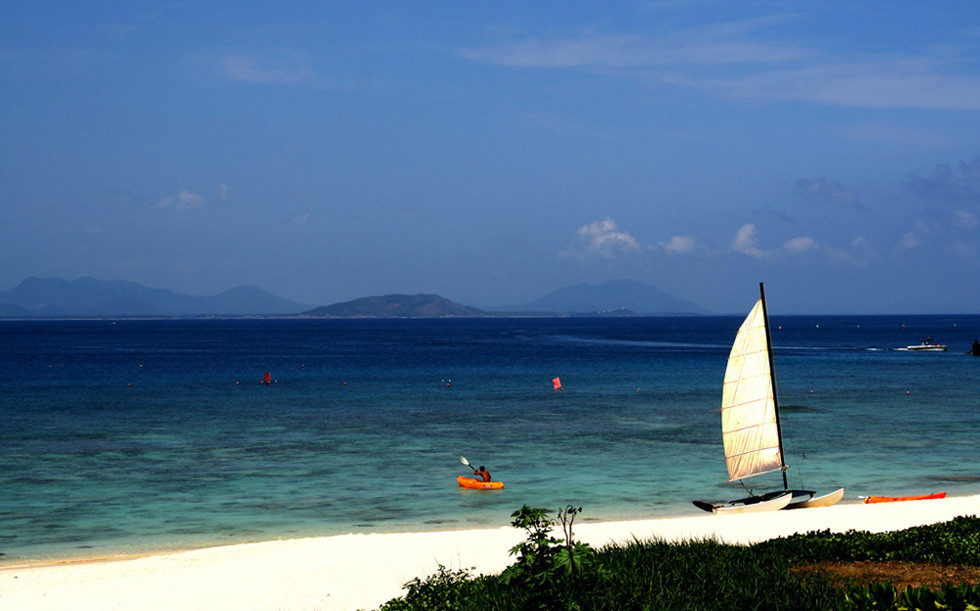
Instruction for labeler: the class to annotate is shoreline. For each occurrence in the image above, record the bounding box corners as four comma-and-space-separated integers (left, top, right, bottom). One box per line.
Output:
2, 495, 978, 611
0, 497, 712, 569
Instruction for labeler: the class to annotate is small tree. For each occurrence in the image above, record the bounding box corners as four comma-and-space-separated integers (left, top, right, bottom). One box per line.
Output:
553, 505, 603, 580
499, 505, 561, 588
499, 504, 605, 590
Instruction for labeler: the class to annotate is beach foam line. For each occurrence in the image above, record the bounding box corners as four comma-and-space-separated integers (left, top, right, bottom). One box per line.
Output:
2, 495, 977, 611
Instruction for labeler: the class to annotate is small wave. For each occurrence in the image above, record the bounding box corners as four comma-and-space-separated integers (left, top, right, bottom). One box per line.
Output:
779, 404, 817, 412
549, 335, 729, 350
778, 345, 888, 352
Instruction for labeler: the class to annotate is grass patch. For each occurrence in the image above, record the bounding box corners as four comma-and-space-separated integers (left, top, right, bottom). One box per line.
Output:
377, 513, 980, 611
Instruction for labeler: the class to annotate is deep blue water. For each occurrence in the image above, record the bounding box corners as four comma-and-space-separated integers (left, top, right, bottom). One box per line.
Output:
1, 315, 979, 564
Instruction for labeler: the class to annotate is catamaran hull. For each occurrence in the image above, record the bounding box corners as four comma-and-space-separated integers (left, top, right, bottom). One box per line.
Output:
787, 487, 845, 509
694, 487, 843, 513
696, 492, 793, 514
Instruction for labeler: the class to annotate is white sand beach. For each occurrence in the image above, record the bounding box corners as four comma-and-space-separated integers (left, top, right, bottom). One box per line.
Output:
2, 494, 978, 611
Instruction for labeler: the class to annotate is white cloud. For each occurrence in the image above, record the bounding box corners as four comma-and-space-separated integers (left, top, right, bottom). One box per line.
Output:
794, 178, 861, 208
950, 241, 978, 258
659, 235, 695, 254
157, 191, 204, 210
462, 17, 805, 70
713, 59, 980, 111
953, 210, 979, 230
220, 53, 313, 84
849, 237, 879, 262
217, 183, 229, 201
461, 20, 980, 111
899, 232, 921, 249
574, 218, 642, 257
783, 236, 818, 254
731, 224, 769, 259
825, 237, 878, 266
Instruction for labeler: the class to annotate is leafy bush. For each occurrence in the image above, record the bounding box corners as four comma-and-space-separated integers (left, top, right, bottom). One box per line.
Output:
757, 516, 980, 565
499, 505, 605, 588
498, 505, 561, 588
377, 565, 473, 611
497, 505, 606, 610
845, 580, 980, 611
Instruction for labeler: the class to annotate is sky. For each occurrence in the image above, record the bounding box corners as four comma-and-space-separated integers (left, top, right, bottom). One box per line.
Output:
2, 2, 980, 314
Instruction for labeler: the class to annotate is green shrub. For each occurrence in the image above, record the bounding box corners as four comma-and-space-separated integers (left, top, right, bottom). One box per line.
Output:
757, 516, 980, 565
845, 581, 980, 611
377, 510, 980, 610
497, 505, 606, 610
377, 565, 475, 611
499, 505, 604, 588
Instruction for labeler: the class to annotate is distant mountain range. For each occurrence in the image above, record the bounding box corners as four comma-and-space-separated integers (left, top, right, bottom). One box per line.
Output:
497, 279, 711, 315
0, 277, 709, 318
0, 277, 311, 317
303, 294, 484, 318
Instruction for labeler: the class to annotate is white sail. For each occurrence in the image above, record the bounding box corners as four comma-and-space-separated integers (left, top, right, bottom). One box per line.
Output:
721, 299, 783, 481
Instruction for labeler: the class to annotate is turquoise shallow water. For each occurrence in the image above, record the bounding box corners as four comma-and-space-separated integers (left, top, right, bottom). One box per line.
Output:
1, 315, 979, 564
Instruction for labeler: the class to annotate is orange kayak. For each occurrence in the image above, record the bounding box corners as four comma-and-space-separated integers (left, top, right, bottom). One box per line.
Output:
457, 475, 504, 490
863, 492, 946, 504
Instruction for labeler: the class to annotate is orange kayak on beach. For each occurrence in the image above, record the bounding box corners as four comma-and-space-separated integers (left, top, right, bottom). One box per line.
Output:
863, 492, 946, 504
457, 475, 504, 490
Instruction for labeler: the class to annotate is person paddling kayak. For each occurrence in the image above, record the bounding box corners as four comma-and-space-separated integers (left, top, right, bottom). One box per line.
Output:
457, 456, 503, 489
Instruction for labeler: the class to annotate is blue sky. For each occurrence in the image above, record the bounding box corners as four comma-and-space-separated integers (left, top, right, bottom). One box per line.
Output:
2, 2, 980, 314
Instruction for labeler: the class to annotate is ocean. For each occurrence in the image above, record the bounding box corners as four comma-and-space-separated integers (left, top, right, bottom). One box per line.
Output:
2, 314, 979, 564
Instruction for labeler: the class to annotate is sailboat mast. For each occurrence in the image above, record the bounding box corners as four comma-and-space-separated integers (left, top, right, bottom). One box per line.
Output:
758, 282, 789, 490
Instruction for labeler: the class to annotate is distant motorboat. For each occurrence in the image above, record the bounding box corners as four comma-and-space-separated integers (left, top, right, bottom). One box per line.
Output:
903, 338, 948, 352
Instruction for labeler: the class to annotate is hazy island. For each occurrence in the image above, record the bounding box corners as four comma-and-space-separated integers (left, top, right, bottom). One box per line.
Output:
0, 278, 710, 319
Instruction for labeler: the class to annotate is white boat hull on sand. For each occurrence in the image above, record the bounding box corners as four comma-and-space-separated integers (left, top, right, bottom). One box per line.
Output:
787, 487, 845, 509
713, 492, 793, 514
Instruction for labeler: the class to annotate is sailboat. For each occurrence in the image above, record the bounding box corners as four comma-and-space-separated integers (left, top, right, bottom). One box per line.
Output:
693, 283, 844, 514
